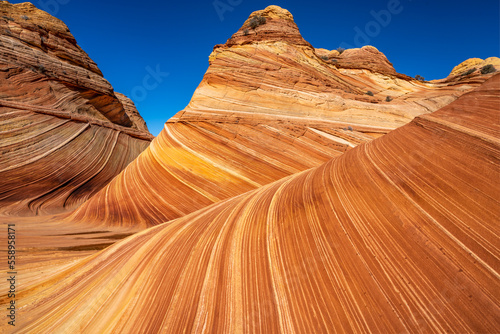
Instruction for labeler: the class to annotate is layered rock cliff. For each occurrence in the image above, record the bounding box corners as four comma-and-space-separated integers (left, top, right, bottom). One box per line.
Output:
69, 5, 495, 227
12, 74, 500, 333
0, 1, 152, 216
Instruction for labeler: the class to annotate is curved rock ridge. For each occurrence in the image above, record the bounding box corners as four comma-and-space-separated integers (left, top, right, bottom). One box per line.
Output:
69, 5, 496, 227
0, 109, 151, 216
0, 2, 152, 216
449, 57, 500, 77
12, 75, 500, 333
68, 118, 384, 227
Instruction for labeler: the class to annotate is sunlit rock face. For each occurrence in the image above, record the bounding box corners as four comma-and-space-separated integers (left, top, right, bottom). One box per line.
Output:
0, 1, 152, 216
448, 57, 500, 77
70, 5, 495, 227
13, 74, 500, 333
316, 45, 401, 76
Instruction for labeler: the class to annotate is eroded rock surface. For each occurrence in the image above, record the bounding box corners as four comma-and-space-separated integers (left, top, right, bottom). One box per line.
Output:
449, 57, 500, 77
0, 1, 152, 216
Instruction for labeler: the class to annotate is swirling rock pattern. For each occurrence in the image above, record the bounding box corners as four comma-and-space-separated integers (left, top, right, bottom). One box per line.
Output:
70, 5, 495, 227
0, 1, 152, 216
11, 74, 500, 333
69, 118, 386, 227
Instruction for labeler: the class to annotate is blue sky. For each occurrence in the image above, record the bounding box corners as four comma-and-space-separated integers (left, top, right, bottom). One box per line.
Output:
12, 0, 500, 135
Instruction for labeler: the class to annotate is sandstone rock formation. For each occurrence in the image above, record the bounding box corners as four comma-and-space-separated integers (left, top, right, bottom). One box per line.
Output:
185, 6, 467, 128
449, 57, 500, 77
68, 5, 496, 227
316, 45, 402, 77
115, 93, 150, 133
2, 3, 499, 332
0, 1, 152, 216
68, 119, 376, 227
11, 74, 500, 333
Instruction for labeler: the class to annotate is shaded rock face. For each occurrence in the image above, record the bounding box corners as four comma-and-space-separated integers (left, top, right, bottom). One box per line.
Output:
0, 1, 152, 216
69, 5, 496, 227
115, 93, 150, 132
14, 75, 500, 333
